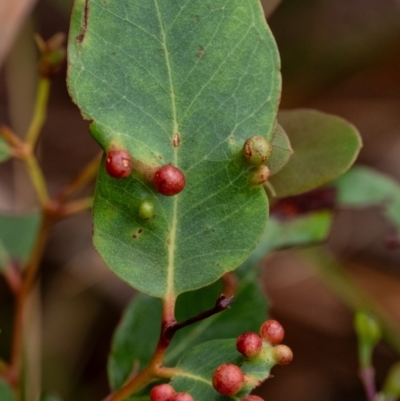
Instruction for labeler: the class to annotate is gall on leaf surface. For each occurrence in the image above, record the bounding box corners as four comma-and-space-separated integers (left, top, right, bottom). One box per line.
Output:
67, 0, 281, 297
170, 339, 280, 401
108, 267, 268, 391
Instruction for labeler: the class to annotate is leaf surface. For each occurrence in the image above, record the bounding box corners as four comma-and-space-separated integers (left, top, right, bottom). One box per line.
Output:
68, 0, 281, 297
108, 268, 268, 390
0, 380, 15, 401
267, 124, 293, 176
334, 166, 400, 231
0, 213, 40, 271
170, 338, 278, 401
269, 109, 362, 197
0, 137, 11, 162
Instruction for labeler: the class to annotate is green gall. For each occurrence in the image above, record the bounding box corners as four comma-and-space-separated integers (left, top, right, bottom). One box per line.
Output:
139, 200, 154, 220
273, 344, 293, 365
243, 136, 272, 166
250, 165, 270, 185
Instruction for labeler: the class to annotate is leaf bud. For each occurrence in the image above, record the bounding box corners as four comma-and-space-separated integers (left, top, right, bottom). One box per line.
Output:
354, 311, 381, 348
383, 361, 400, 398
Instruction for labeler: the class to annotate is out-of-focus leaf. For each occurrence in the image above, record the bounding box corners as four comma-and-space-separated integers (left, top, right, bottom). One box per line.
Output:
241, 211, 333, 270
0, 213, 40, 271
267, 124, 293, 176
0, 137, 11, 162
269, 109, 362, 198
0, 0, 37, 66
334, 166, 400, 230
108, 268, 268, 391
170, 339, 279, 400
0, 380, 15, 401
262, 0, 283, 19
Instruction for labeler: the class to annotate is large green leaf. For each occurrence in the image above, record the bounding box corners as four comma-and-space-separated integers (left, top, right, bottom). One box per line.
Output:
170, 339, 278, 401
334, 166, 400, 231
68, 0, 281, 297
269, 109, 362, 198
0, 380, 15, 401
0, 137, 11, 162
0, 213, 40, 271
108, 268, 268, 391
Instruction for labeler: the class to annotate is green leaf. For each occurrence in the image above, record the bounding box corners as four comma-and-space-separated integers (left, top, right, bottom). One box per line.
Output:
269, 109, 362, 198
241, 211, 333, 270
108, 268, 268, 390
334, 166, 400, 231
0, 380, 15, 401
68, 0, 281, 297
0, 137, 11, 162
267, 124, 293, 176
0, 213, 40, 271
170, 339, 277, 400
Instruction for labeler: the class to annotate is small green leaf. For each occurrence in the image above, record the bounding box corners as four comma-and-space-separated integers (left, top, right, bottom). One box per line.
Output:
269, 109, 362, 197
354, 311, 381, 368
0, 213, 40, 271
267, 124, 293, 176
108, 268, 268, 391
334, 166, 400, 231
68, 0, 281, 297
170, 339, 278, 400
0, 137, 11, 162
0, 380, 15, 401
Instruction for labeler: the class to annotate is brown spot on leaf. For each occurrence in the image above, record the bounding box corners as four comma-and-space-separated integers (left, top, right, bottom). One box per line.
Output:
76, 0, 89, 43
173, 132, 180, 148
198, 46, 205, 58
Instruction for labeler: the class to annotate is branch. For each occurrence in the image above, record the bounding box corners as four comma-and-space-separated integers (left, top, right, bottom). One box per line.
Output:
163, 294, 234, 341
359, 366, 377, 401
56, 152, 101, 203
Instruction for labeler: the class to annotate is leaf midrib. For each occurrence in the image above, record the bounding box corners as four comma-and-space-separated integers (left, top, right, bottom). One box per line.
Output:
154, 0, 179, 298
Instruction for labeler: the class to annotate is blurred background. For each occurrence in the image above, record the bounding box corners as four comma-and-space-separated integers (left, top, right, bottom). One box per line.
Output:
1, 0, 400, 400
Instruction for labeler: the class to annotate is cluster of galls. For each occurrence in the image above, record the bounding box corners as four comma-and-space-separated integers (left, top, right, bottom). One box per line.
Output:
149, 320, 292, 401
105, 149, 186, 196
150, 384, 193, 401
212, 319, 292, 400
242, 136, 272, 186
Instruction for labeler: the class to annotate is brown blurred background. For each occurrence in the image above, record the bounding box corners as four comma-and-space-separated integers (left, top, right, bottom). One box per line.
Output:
1, 0, 400, 400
